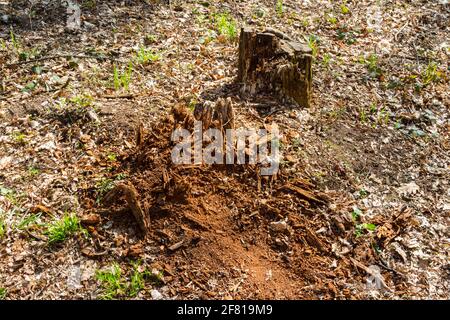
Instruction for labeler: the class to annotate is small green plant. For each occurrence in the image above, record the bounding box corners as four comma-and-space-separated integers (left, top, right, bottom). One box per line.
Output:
276, 0, 284, 16
355, 223, 376, 237
351, 207, 376, 237
359, 189, 368, 198
115, 173, 128, 181
97, 178, 114, 194
18, 47, 40, 62
113, 62, 133, 91
188, 97, 198, 112
69, 94, 94, 108
96, 178, 115, 203
253, 7, 266, 19
325, 13, 337, 25
11, 131, 27, 144
336, 29, 357, 45
145, 34, 157, 44
422, 61, 442, 85
0, 39, 6, 51
340, 2, 350, 14
82, 0, 97, 9
96, 263, 125, 300
214, 13, 238, 40
9, 29, 41, 61
0, 214, 6, 239
107, 153, 117, 162
377, 107, 389, 125
0, 288, 6, 300
300, 18, 310, 27
22, 81, 37, 92
359, 108, 367, 123
135, 47, 161, 65
45, 213, 86, 245
0, 186, 20, 206
351, 207, 362, 221
322, 53, 331, 68
16, 213, 41, 231
129, 261, 145, 297
365, 54, 382, 78
196, 13, 207, 26
10, 29, 19, 51
28, 165, 41, 177
305, 35, 319, 58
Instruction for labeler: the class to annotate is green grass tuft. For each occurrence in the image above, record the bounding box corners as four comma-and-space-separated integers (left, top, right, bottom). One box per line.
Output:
129, 261, 145, 297
45, 213, 86, 245
96, 263, 125, 300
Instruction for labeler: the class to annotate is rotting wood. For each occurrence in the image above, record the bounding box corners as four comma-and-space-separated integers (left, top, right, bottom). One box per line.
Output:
194, 97, 235, 131
168, 240, 185, 251
136, 122, 145, 146
304, 227, 327, 252
103, 183, 150, 234
237, 27, 312, 107
282, 184, 325, 204
183, 213, 209, 230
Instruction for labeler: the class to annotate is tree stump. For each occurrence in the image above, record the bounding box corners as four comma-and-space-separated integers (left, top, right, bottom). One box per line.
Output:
237, 27, 312, 108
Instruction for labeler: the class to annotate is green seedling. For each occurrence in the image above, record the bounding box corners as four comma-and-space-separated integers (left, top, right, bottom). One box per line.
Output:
305, 35, 319, 58
422, 61, 442, 85
365, 54, 382, 78
276, 0, 284, 16
113, 62, 133, 91
322, 53, 331, 68
340, 2, 350, 14
136, 47, 161, 65
107, 153, 117, 162
11, 131, 27, 144
69, 94, 94, 108
214, 13, 238, 40
355, 223, 376, 237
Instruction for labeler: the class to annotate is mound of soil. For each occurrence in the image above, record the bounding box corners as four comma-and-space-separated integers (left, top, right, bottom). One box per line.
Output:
94, 105, 395, 299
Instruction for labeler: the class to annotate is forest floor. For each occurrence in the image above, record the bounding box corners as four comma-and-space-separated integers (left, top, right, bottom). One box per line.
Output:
0, 0, 448, 300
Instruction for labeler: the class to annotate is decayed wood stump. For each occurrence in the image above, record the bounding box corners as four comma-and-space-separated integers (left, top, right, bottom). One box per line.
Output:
193, 97, 235, 131
237, 27, 312, 108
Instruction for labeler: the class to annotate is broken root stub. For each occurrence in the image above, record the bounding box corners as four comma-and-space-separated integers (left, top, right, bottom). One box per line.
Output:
103, 183, 150, 234
237, 27, 312, 108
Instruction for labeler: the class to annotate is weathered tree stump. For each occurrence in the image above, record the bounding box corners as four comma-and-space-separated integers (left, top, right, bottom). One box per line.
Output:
237, 27, 312, 108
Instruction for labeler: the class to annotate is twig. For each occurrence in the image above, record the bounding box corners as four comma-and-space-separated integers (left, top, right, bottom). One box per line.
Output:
102, 94, 134, 99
